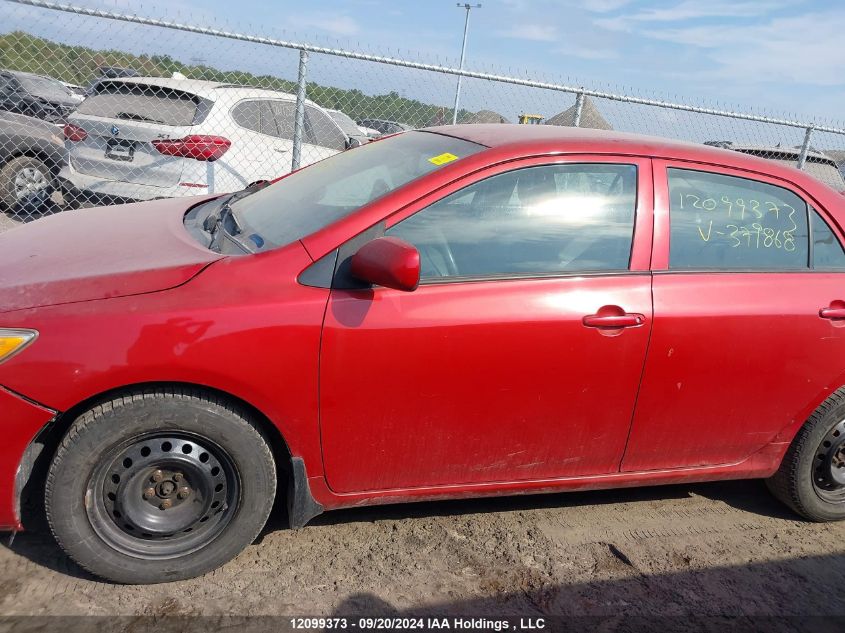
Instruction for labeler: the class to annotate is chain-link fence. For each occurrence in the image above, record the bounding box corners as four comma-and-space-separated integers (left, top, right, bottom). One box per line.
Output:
1, 0, 845, 233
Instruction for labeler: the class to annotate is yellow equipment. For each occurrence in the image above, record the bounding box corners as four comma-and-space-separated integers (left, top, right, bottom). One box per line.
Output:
518, 113, 544, 125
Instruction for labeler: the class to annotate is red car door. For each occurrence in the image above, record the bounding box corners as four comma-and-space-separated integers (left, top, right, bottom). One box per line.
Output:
319, 156, 654, 493
623, 160, 845, 471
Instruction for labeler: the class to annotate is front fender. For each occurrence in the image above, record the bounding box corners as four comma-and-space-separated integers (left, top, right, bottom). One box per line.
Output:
0, 386, 56, 530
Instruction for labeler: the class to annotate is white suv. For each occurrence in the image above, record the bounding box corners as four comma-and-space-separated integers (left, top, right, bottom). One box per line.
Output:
59, 77, 353, 202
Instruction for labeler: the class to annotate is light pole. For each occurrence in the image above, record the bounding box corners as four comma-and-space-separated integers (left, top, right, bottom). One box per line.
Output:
452, 3, 480, 125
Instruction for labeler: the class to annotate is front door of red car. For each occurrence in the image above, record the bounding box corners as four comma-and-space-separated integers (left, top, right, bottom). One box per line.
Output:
319, 157, 655, 493
623, 161, 845, 471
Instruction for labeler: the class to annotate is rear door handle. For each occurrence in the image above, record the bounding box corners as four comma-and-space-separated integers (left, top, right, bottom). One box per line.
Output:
582, 313, 644, 328
820, 307, 845, 319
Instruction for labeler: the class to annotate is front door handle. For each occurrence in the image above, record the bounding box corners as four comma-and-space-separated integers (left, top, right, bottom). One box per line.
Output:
583, 313, 644, 328
820, 307, 845, 319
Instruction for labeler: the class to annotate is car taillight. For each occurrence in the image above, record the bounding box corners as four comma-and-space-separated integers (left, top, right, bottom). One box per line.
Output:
63, 123, 87, 142
152, 135, 231, 161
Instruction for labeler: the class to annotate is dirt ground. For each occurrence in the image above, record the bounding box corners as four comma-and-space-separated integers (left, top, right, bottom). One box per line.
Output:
1, 478, 844, 624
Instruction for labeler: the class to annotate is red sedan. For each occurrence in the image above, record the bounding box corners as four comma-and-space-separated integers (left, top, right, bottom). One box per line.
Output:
2, 125, 845, 584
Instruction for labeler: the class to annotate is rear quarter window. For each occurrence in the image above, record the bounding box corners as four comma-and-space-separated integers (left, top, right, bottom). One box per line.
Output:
812, 208, 845, 269
76, 82, 210, 126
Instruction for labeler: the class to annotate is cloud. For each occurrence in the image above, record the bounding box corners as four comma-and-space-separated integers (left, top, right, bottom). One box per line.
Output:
639, 11, 845, 86
629, 1, 781, 22
579, 0, 635, 13
497, 24, 558, 42
288, 12, 360, 36
595, 1, 783, 32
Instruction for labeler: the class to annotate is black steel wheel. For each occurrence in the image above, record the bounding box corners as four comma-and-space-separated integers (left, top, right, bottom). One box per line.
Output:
46, 389, 277, 583
811, 419, 845, 502
767, 388, 845, 521
88, 432, 239, 559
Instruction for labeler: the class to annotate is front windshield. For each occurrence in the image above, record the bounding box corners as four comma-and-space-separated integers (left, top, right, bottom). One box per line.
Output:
232, 131, 485, 249
16, 74, 73, 101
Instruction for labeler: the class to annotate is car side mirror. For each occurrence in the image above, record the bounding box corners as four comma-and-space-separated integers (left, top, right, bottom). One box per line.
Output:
350, 237, 420, 292
346, 136, 363, 149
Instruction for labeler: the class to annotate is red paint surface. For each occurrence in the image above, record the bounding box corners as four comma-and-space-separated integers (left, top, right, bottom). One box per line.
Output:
0, 198, 220, 313
2, 126, 845, 525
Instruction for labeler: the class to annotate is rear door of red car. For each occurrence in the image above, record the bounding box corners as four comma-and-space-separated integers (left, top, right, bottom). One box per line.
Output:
319, 155, 655, 493
623, 159, 845, 471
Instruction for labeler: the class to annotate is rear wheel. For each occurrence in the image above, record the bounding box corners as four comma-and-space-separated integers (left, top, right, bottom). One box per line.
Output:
767, 389, 845, 521
45, 389, 276, 584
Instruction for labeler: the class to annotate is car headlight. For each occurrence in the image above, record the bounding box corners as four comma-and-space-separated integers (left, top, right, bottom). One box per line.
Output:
0, 329, 38, 364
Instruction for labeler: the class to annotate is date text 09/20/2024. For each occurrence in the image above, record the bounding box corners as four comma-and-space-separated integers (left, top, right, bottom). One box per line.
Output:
289, 617, 546, 630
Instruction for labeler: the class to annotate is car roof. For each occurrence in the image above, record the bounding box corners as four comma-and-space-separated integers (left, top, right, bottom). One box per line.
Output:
428, 124, 842, 193
98, 76, 299, 101
4, 69, 54, 81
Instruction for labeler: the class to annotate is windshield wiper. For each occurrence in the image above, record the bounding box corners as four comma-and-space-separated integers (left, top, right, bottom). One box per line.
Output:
202, 181, 271, 253
204, 201, 250, 254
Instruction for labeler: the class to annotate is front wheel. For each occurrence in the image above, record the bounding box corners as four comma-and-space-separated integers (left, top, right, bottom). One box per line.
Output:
767, 389, 845, 521
0, 156, 54, 210
45, 389, 277, 584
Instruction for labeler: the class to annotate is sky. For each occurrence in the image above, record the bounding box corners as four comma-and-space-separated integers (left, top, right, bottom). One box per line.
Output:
4, 0, 844, 132
187, 0, 843, 124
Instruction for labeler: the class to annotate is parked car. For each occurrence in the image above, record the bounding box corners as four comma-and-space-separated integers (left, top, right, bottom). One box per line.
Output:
6, 125, 845, 584
59, 77, 353, 204
60, 81, 87, 99
84, 66, 141, 97
96, 66, 140, 80
357, 117, 413, 135
325, 108, 371, 145
0, 110, 66, 209
0, 69, 82, 124
705, 141, 845, 191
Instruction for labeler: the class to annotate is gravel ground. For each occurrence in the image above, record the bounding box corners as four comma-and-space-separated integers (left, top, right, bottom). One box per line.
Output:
1, 479, 844, 621
1, 191, 69, 233
0, 211, 22, 233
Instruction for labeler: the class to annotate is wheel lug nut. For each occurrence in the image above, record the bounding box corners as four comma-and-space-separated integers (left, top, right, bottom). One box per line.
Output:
160, 499, 173, 510
173, 473, 184, 482
177, 487, 190, 499
151, 470, 164, 482
143, 487, 155, 499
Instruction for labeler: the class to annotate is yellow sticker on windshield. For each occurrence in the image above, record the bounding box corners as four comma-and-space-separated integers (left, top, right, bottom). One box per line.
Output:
428, 152, 459, 166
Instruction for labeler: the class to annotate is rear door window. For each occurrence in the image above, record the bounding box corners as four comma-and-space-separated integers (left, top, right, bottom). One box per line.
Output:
232, 100, 279, 137
668, 168, 810, 270
231, 100, 260, 133
270, 101, 296, 139
76, 82, 206, 126
258, 101, 279, 137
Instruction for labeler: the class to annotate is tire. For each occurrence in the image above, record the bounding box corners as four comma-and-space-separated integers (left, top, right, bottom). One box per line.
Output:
45, 388, 277, 584
0, 156, 53, 210
767, 388, 845, 521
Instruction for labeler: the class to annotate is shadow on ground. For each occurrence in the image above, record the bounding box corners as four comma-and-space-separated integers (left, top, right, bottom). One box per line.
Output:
3, 478, 799, 582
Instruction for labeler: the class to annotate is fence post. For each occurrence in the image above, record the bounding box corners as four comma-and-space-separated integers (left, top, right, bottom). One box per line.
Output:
292, 49, 309, 172
573, 91, 585, 128
797, 126, 813, 170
